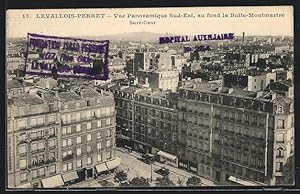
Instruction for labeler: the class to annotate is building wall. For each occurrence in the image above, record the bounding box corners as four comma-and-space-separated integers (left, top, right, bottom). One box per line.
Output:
177, 88, 294, 185
8, 100, 60, 188
59, 95, 116, 179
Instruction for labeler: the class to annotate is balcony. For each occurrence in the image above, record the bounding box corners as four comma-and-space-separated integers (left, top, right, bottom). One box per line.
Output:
62, 154, 74, 161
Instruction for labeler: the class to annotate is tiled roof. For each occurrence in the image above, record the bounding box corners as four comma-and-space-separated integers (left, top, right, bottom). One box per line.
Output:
58, 91, 82, 102
279, 80, 293, 87
273, 96, 293, 105
121, 86, 140, 94
43, 92, 57, 102
10, 94, 44, 106
7, 80, 22, 89
80, 88, 101, 98
108, 84, 122, 91
229, 90, 257, 98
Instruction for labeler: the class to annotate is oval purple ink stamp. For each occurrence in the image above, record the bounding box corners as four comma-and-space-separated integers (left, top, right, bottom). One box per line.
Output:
24, 33, 110, 80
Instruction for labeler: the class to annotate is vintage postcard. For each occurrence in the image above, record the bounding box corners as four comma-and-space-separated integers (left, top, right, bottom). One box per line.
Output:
6, 6, 294, 189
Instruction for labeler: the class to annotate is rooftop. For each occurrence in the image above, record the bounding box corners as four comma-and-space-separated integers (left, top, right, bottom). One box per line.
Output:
7, 80, 22, 89
9, 94, 45, 106
80, 88, 102, 98
58, 91, 82, 102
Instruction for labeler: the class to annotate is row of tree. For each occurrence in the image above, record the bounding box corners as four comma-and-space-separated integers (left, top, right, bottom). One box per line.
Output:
113, 170, 202, 187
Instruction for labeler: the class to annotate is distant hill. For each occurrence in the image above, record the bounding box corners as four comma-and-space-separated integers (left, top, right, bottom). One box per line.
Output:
85, 32, 180, 43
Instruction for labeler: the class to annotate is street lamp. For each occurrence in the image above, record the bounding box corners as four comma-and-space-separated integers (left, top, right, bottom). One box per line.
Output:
150, 161, 153, 182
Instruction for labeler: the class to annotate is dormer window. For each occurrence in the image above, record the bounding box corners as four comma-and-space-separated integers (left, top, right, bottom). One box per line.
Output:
276, 105, 283, 113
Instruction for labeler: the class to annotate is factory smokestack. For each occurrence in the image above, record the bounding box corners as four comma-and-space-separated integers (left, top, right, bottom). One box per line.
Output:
242, 32, 245, 46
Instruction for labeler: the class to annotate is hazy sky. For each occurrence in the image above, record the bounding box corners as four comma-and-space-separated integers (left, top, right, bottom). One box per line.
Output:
7, 6, 293, 38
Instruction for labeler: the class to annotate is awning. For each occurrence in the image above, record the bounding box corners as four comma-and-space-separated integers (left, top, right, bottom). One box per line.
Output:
41, 175, 64, 188
95, 163, 108, 173
157, 151, 178, 161
105, 156, 121, 170
62, 171, 79, 183
228, 176, 259, 186
16, 183, 32, 188
120, 135, 131, 140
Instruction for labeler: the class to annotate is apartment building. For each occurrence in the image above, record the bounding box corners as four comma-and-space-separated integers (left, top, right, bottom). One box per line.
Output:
177, 82, 294, 185
101, 84, 178, 157
7, 87, 119, 188
7, 91, 60, 188
57, 88, 118, 186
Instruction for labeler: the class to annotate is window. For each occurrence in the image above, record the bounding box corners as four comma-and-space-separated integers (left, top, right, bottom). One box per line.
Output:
37, 117, 44, 125
276, 162, 283, 172
97, 142, 102, 150
63, 151, 67, 158
31, 118, 37, 126
87, 145, 92, 153
63, 164, 68, 172
67, 162, 73, 171
106, 118, 111, 126
76, 112, 80, 121
20, 173, 27, 182
86, 110, 91, 119
97, 154, 102, 162
76, 125, 81, 132
97, 120, 102, 128
67, 150, 72, 156
49, 152, 55, 160
49, 127, 55, 136
68, 139, 72, 146
97, 132, 102, 139
106, 151, 111, 159
19, 145, 26, 154
49, 139, 55, 148
49, 165, 56, 174
107, 129, 112, 137
245, 114, 249, 122
277, 147, 284, 158
38, 142, 45, 150
277, 119, 285, 129
76, 136, 82, 144
76, 148, 82, 156
31, 143, 37, 151
87, 122, 91, 130
276, 106, 283, 113
87, 157, 92, 165
48, 115, 55, 123
19, 133, 26, 142
276, 133, 284, 143
62, 127, 67, 135
63, 139, 67, 148
77, 160, 82, 168
87, 134, 92, 142
67, 127, 72, 134
17, 119, 26, 129
38, 167, 45, 177
106, 140, 111, 148
32, 170, 38, 179
19, 159, 27, 169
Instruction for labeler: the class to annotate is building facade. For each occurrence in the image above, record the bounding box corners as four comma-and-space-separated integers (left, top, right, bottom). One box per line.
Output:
177, 86, 294, 185
102, 85, 178, 156
8, 92, 60, 188
7, 88, 119, 188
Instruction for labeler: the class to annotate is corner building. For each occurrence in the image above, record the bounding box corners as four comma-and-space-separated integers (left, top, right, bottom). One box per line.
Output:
177, 85, 294, 185
7, 92, 60, 188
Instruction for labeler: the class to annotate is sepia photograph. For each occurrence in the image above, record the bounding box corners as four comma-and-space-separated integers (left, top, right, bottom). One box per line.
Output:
6, 6, 294, 189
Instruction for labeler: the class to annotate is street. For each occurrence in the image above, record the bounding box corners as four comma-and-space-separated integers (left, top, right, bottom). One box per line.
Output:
116, 147, 217, 186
